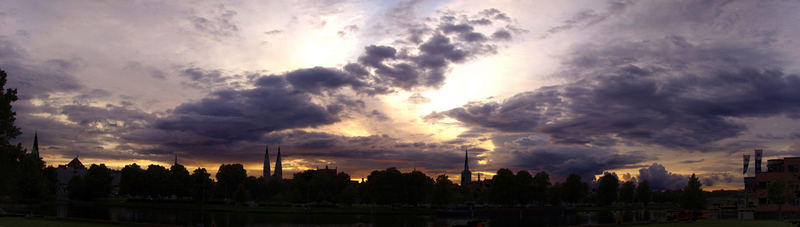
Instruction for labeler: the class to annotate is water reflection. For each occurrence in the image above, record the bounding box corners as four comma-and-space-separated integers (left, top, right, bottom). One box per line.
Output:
14, 204, 672, 226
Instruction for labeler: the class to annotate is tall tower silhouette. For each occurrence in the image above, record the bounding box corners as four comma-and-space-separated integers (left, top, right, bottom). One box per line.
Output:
263, 145, 270, 181
173, 153, 178, 166
461, 148, 471, 186
273, 146, 282, 179
31, 132, 40, 158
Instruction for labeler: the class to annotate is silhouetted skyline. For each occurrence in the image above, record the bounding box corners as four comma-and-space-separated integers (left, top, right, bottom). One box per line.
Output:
3, 1, 800, 190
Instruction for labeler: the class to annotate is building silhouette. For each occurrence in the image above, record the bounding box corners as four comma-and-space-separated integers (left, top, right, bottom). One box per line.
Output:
744, 149, 800, 212
31, 132, 39, 158
274, 146, 282, 179
56, 156, 87, 197
461, 149, 471, 186
263, 145, 270, 181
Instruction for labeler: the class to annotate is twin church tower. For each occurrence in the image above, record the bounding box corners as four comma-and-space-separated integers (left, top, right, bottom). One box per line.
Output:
261, 145, 473, 185
262, 145, 282, 181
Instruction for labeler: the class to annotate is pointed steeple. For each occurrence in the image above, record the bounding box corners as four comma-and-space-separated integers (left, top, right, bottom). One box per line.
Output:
460, 148, 471, 186
464, 148, 469, 171
173, 153, 178, 166
273, 146, 282, 179
263, 145, 271, 181
31, 132, 40, 158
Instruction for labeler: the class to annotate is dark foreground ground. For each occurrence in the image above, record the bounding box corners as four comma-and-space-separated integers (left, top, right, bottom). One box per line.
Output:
0, 217, 796, 227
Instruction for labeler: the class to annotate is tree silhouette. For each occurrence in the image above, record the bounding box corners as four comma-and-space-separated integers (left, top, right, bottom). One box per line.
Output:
0, 68, 38, 202
490, 168, 515, 205
562, 174, 588, 204
145, 164, 169, 198
216, 164, 247, 200
433, 174, 455, 205
636, 180, 651, 204
532, 171, 551, 204
120, 163, 145, 197
85, 164, 113, 198
168, 163, 191, 198
0, 69, 21, 144
680, 173, 705, 218
597, 173, 619, 206
190, 168, 213, 202
619, 181, 635, 204
514, 170, 533, 204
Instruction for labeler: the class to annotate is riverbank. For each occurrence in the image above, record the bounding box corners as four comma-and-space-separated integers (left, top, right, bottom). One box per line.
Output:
0, 216, 179, 227
626, 219, 794, 227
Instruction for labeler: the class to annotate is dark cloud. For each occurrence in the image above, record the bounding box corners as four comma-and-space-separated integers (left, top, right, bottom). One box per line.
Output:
152, 79, 340, 145
353, 8, 513, 90
435, 37, 800, 150
496, 143, 649, 182
491, 29, 512, 40
0, 39, 83, 99
284, 67, 366, 94
636, 163, 686, 190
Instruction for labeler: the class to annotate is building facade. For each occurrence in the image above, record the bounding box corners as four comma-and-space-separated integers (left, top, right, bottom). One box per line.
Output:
745, 156, 800, 212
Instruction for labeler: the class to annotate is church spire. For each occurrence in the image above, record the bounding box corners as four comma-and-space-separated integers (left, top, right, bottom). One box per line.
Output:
460, 148, 471, 186
173, 153, 178, 166
273, 146, 282, 179
31, 132, 40, 158
263, 145, 271, 181
464, 148, 469, 171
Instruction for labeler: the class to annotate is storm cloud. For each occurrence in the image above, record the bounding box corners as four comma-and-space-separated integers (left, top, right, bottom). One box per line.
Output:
434, 37, 800, 150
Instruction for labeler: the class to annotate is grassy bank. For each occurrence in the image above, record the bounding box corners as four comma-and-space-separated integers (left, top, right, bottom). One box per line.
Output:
626, 219, 794, 227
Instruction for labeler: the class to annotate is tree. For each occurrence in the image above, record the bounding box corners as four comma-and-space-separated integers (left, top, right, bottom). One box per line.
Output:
144, 164, 169, 198
0, 68, 32, 201
532, 171, 551, 204
514, 170, 533, 204
168, 164, 192, 198
548, 183, 563, 205
216, 164, 247, 200
768, 179, 787, 220
0, 69, 21, 145
597, 173, 619, 206
490, 168, 516, 205
120, 163, 145, 197
619, 181, 635, 204
68, 176, 90, 200
405, 170, 434, 205
232, 183, 251, 205
636, 180, 652, 204
562, 174, 589, 204
85, 164, 113, 198
190, 168, 213, 202
363, 168, 404, 204
680, 173, 706, 216
433, 174, 456, 205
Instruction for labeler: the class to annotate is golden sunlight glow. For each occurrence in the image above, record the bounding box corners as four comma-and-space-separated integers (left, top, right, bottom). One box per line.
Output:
292, 15, 360, 68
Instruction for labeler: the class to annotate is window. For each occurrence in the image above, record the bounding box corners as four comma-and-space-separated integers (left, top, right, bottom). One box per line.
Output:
790, 165, 799, 173
759, 181, 768, 189
759, 198, 768, 205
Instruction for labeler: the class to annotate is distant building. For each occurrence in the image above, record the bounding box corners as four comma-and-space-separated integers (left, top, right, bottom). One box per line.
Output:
461, 149, 471, 186
263, 145, 270, 181
56, 156, 87, 196
274, 146, 283, 179
317, 165, 337, 176
745, 151, 800, 212
31, 132, 39, 158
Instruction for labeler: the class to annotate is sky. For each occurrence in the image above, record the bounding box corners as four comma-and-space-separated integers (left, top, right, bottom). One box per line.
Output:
2, 0, 800, 190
